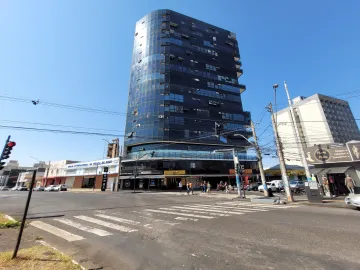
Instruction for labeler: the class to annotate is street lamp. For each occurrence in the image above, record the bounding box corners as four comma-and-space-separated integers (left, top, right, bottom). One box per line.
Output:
273, 84, 279, 123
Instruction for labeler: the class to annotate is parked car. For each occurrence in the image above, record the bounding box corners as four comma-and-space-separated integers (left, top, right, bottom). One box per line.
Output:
33, 186, 45, 191
0, 186, 10, 191
258, 182, 277, 192
54, 184, 67, 191
11, 186, 19, 191
270, 180, 284, 191
18, 186, 28, 191
44, 185, 56, 192
247, 182, 261, 191
290, 181, 305, 189
345, 194, 360, 210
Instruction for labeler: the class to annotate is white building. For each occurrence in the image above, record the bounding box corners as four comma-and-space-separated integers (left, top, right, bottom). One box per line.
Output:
276, 94, 360, 165
42, 160, 80, 186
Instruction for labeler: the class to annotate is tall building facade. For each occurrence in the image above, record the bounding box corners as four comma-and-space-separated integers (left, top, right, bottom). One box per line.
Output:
122, 10, 256, 189
276, 93, 360, 165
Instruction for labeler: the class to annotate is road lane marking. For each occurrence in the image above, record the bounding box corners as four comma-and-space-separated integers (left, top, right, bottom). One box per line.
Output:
231, 203, 299, 209
158, 207, 230, 217
74, 216, 137, 233
95, 214, 140, 225
175, 217, 199, 221
53, 218, 112, 236
144, 209, 214, 219
189, 204, 269, 212
173, 206, 245, 215
31, 220, 84, 242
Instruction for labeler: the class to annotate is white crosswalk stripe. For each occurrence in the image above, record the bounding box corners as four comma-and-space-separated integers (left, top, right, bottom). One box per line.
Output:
74, 215, 138, 232
158, 207, 230, 217
144, 209, 215, 219
54, 218, 112, 236
94, 214, 140, 225
189, 204, 269, 212
175, 217, 199, 221
172, 205, 245, 215
218, 202, 300, 209
31, 220, 84, 242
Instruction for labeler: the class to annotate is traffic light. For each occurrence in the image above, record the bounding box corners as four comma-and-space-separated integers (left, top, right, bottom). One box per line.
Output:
0, 137, 16, 171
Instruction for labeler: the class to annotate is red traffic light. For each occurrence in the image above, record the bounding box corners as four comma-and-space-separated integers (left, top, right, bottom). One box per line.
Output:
7, 141, 16, 147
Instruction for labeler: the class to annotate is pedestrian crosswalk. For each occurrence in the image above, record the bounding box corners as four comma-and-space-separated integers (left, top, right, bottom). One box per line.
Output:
30, 201, 301, 243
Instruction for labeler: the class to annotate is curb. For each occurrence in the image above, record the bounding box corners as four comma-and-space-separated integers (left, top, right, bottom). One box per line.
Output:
4, 215, 16, 222
36, 240, 85, 270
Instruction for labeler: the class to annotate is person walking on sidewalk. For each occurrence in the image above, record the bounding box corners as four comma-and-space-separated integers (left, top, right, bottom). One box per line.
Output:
207, 181, 211, 193
187, 181, 193, 195
203, 181, 207, 193
345, 174, 355, 194
178, 181, 183, 192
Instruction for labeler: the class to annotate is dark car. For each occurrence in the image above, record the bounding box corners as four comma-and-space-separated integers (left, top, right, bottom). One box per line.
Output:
247, 182, 261, 191
18, 186, 28, 191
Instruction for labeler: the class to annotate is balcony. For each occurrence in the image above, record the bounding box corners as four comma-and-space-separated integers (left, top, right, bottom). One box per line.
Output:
239, 84, 246, 94
236, 68, 243, 78
122, 150, 257, 162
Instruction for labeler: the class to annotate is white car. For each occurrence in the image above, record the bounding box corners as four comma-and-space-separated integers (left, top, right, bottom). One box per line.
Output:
345, 195, 360, 210
44, 185, 56, 192
53, 184, 67, 191
258, 182, 277, 192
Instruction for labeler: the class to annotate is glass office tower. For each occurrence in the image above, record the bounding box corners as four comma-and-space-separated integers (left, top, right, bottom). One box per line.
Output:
121, 10, 257, 189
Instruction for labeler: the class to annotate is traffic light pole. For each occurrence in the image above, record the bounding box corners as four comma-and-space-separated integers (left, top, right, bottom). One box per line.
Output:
12, 170, 37, 259
232, 149, 243, 198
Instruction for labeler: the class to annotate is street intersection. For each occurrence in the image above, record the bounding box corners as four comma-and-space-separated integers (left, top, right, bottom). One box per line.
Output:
1, 191, 359, 269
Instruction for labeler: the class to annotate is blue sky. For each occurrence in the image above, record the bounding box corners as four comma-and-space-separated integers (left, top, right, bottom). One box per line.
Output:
0, 0, 359, 167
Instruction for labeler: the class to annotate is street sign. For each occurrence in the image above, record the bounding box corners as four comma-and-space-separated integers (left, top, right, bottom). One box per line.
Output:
219, 136, 227, 144
101, 174, 108, 191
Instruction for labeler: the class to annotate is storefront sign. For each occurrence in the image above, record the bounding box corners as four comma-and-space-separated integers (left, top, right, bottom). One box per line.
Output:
66, 158, 118, 169
101, 174, 108, 191
347, 142, 360, 161
164, 170, 186, 175
304, 145, 351, 164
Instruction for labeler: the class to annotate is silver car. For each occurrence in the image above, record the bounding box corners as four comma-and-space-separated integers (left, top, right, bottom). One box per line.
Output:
345, 195, 360, 210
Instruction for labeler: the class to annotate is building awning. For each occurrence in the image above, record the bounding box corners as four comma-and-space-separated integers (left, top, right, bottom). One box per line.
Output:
328, 167, 351, 174
310, 168, 325, 175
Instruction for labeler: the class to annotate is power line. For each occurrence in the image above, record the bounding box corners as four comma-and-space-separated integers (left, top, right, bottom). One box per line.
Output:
0, 95, 126, 116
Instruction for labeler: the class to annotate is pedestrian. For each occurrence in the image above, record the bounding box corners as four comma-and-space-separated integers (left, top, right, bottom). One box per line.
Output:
345, 174, 355, 194
188, 181, 193, 195
207, 181, 211, 193
178, 181, 182, 192
203, 181, 207, 193
225, 182, 229, 193
322, 175, 330, 196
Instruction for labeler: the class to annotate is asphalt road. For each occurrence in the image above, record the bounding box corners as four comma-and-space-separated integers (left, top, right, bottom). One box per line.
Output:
1, 191, 360, 270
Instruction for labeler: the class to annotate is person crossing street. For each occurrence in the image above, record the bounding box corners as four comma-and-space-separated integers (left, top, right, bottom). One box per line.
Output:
186, 181, 193, 195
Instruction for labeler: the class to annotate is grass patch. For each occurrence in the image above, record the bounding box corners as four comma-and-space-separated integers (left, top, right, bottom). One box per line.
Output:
0, 245, 82, 270
0, 213, 20, 229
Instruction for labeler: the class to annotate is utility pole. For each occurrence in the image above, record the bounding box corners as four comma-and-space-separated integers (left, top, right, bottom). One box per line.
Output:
250, 120, 268, 197
12, 170, 36, 259
284, 81, 311, 179
232, 149, 243, 198
267, 103, 293, 202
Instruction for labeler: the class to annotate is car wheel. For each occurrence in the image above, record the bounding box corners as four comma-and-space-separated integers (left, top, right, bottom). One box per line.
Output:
357, 207, 360, 211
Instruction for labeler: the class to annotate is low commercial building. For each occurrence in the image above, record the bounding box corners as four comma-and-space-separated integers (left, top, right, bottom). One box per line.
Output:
265, 164, 306, 182
64, 158, 119, 190
42, 160, 80, 186
306, 141, 360, 194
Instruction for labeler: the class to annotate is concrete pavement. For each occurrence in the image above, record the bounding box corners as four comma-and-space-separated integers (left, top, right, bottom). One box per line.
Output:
1, 191, 359, 269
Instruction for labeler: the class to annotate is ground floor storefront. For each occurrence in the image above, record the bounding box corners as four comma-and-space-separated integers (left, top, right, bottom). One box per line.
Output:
310, 164, 360, 195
